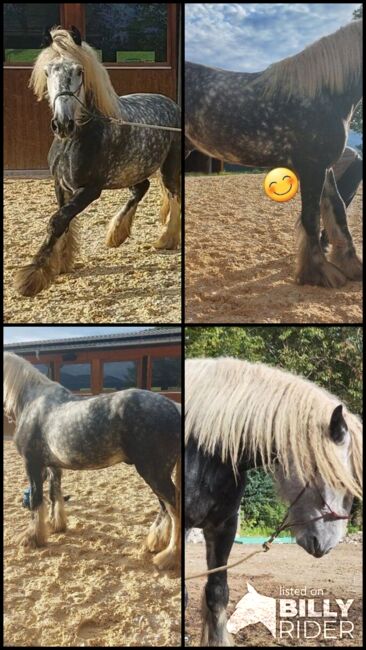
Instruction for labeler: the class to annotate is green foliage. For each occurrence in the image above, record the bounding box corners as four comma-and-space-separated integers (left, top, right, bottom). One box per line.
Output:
185, 326, 363, 532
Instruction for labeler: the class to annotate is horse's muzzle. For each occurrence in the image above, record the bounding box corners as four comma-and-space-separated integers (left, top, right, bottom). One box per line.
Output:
51, 117, 75, 138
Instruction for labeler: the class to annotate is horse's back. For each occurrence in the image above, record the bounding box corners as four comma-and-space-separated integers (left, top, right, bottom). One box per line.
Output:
41, 388, 180, 470
118, 93, 181, 128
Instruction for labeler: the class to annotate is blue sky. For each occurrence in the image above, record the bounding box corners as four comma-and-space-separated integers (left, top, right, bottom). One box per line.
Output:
3, 326, 152, 344
185, 4, 360, 71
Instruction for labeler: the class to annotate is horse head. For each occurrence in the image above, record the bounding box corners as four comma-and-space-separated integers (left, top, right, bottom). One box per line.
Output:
274, 404, 356, 558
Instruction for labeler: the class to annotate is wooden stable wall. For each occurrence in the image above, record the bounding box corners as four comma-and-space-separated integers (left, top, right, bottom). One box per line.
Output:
4, 342, 181, 436
4, 3, 178, 171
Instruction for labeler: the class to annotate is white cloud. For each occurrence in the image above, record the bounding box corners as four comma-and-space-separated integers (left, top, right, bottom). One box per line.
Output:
185, 3, 360, 71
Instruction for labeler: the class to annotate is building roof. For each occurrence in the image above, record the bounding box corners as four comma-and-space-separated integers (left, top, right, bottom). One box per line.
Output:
4, 327, 181, 354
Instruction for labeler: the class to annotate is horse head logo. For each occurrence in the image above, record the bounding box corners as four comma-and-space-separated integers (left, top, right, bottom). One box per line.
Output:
227, 583, 276, 637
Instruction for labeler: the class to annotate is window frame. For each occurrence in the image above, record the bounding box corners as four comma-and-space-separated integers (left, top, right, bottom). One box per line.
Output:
4, 3, 176, 70
101, 359, 139, 392
59, 361, 93, 394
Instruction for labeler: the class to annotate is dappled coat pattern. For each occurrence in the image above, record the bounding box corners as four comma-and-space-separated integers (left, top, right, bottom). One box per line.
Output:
4, 352, 181, 571
185, 20, 362, 289
15, 26, 181, 297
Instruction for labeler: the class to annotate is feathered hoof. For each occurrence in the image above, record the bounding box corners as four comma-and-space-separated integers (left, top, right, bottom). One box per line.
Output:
296, 260, 346, 288
330, 250, 363, 281
146, 524, 171, 553
19, 529, 47, 549
49, 518, 67, 534
152, 234, 180, 250
152, 547, 180, 571
14, 264, 54, 297
105, 222, 130, 248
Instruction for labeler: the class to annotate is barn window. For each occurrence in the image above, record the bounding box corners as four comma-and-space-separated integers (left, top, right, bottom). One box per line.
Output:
85, 3, 168, 63
4, 3, 61, 63
102, 361, 137, 392
60, 363, 91, 393
33, 362, 53, 379
151, 357, 180, 391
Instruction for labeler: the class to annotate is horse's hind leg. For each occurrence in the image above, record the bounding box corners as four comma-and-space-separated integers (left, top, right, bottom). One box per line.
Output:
295, 165, 346, 288
146, 499, 172, 553
321, 169, 362, 281
153, 140, 181, 249
201, 515, 237, 647
135, 459, 181, 570
105, 179, 150, 247
48, 467, 67, 533
21, 459, 48, 548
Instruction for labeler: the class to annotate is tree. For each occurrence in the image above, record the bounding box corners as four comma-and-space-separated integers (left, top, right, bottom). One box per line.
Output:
185, 326, 362, 531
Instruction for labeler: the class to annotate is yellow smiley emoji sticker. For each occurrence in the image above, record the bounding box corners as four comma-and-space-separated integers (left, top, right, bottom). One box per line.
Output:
264, 167, 298, 202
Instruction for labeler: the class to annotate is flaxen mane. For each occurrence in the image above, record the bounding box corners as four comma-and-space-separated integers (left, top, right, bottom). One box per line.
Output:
255, 19, 362, 99
3, 352, 55, 420
185, 358, 362, 498
29, 27, 121, 117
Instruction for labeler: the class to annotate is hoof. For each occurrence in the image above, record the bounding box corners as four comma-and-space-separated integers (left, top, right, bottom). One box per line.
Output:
49, 519, 67, 534
105, 224, 130, 248
14, 264, 54, 297
152, 548, 179, 571
330, 250, 363, 281
152, 234, 180, 250
296, 260, 346, 288
146, 525, 171, 553
19, 530, 47, 549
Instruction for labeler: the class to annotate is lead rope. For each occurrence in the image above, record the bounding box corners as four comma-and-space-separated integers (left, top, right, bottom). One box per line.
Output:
185, 483, 349, 581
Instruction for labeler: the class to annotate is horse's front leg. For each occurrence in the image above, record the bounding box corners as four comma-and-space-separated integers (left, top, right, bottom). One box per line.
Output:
21, 459, 48, 548
14, 186, 102, 297
321, 169, 362, 281
105, 179, 150, 247
53, 179, 79, 275
296, 167, 346, 287
48, 467, 67, 533
201, 515, 237, 647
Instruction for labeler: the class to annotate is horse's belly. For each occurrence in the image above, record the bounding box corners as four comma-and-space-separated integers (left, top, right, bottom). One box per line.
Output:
47, 442, 129, 470
103, 160, 164, 189
187, 128, 292, 168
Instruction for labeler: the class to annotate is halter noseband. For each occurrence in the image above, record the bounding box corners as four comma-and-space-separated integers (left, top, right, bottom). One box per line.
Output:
264, 482, 349, 548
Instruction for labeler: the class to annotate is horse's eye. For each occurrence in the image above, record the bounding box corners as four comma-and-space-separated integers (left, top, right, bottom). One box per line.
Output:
76, 69, 82, 76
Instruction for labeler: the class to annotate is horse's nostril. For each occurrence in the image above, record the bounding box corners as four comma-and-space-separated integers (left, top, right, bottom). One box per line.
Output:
68, 119, 75, 132
51, 119, 58, 133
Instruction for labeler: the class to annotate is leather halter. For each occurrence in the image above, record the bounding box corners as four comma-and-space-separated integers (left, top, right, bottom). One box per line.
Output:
52, 77, 84, 110
264, 481, 349, 548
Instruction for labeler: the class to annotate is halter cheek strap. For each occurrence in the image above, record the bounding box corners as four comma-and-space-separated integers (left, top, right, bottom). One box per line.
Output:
264, 482, 349, 548
52, 77, 84, 110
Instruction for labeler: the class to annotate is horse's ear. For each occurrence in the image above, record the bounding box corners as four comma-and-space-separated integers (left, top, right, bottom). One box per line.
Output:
329, 404, 347, 444
69, 25, 82, 46
41, 27, 53, 48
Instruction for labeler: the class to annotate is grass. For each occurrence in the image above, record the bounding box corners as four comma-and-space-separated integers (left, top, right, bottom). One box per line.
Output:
240, 524, 362, 537
239, 525, 293, 538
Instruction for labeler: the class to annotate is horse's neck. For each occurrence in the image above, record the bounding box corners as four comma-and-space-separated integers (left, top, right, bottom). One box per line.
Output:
335, 77, 362, 123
